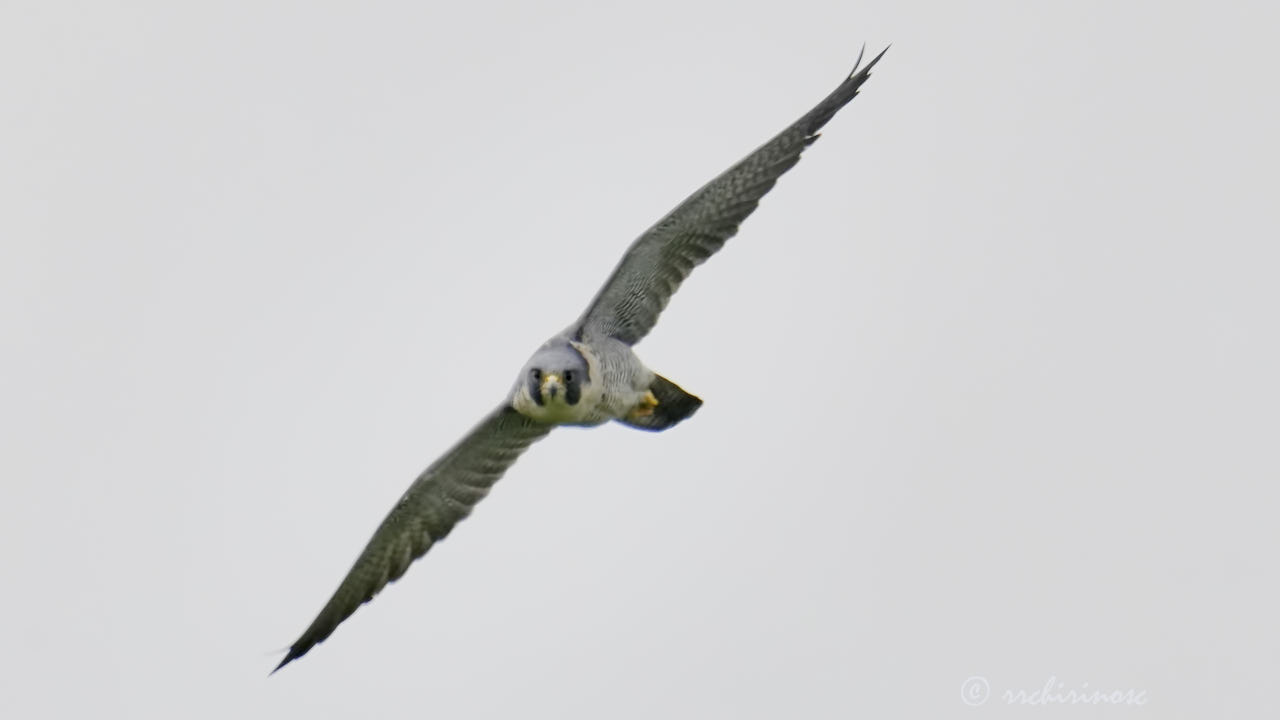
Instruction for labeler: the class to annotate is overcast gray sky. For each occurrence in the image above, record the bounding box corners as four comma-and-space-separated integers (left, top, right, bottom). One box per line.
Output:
3, 1, 1277, 717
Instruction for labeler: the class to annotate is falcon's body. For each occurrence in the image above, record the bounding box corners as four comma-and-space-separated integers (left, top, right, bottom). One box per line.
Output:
509, 334, 653, 427
275, 47, 888, 672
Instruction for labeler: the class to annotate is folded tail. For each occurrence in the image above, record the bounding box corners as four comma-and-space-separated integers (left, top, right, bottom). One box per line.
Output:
617, 373, 703, 432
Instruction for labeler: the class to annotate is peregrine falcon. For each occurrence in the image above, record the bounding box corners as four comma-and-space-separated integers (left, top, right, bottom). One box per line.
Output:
274, 47, 887, 672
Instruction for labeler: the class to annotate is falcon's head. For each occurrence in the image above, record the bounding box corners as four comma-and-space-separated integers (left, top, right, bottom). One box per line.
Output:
511, 341, 591, 422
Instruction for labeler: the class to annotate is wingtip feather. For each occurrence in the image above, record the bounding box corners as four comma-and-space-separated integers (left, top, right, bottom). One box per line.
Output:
849, 43, 866, 77
270, 649, 298, 675
861, 44, 891, 75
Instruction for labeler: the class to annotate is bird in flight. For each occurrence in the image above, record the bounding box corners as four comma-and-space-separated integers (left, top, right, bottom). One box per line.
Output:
275, 46, 888, 672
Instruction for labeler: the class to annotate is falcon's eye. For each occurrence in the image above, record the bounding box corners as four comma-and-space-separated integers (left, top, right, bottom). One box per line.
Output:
563, 370, 575, 383
530, 369, 541, 381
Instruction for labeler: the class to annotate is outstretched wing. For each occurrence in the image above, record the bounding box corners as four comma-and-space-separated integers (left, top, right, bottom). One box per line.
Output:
274, 404, 553, 672
574, 47, 887, 346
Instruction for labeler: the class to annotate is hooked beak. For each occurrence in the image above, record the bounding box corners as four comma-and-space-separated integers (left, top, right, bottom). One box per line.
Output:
541, 373, 563, 401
